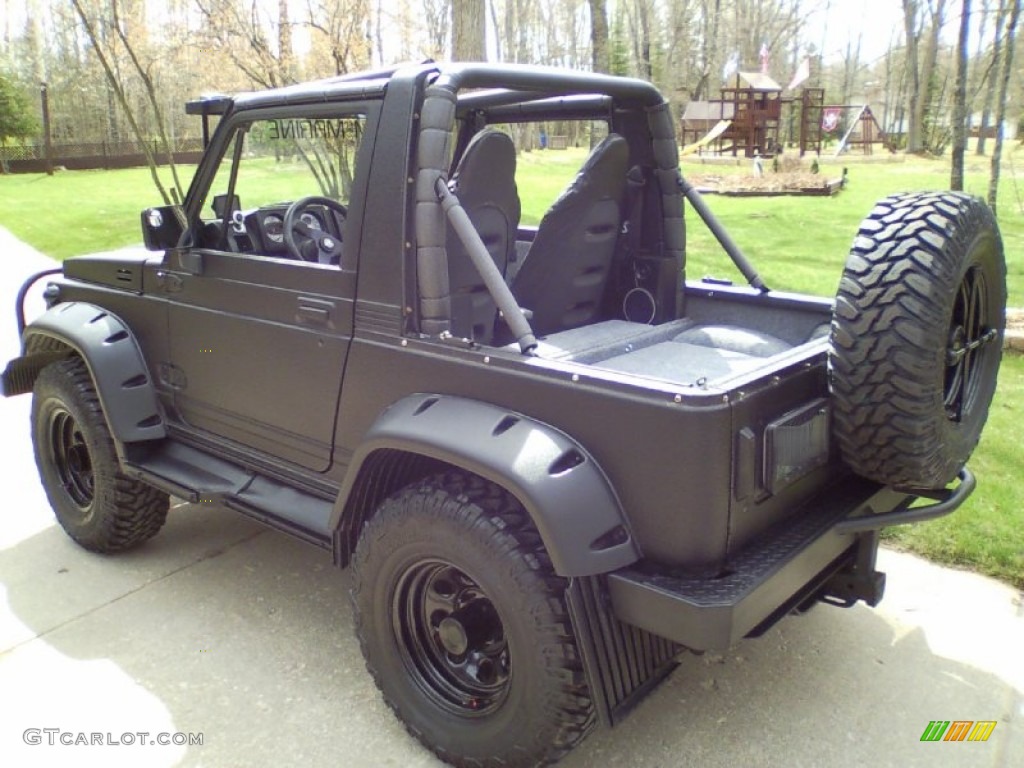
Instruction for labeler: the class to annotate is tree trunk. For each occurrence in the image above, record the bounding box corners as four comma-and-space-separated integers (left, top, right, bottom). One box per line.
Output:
636, 0, 653, 80
903, 0, 923, 152
70, 0, 174, 205
905, 0, 929, 153
488, 0, 502, 61
978, 0, 1007, 155
589, 0, 609, 73
882, 32, 897, 132
840, 34, 863, 107
989, 0, 1021, 213
916, 0, 948, 153
694, 0, 721, 101
452, 0, 486, 61
951, 0, 972, 190
278, 0, 292, 81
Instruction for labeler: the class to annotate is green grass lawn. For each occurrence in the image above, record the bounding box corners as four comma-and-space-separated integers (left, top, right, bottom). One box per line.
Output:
882, 354, 1024, 588
0, 165, 197, 258
519, 146, 1024, 304
679, 151, 1024, 305
0, 149, 1021, 587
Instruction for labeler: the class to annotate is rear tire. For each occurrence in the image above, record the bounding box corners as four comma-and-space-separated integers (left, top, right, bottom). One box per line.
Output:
32, 357, 169, 552
350, 472, 594, 767
830, 192, 1005, 488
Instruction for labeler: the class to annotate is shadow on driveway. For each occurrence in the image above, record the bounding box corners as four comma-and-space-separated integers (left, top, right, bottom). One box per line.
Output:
0, 499, 1020, 768
0, 226, 1019, 768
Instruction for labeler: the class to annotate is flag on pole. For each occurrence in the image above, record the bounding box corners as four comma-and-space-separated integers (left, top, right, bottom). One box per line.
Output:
722, 51, 739, 82
759, 43, 770, 74
786, 58, 810, 91
822, 108, 842, 133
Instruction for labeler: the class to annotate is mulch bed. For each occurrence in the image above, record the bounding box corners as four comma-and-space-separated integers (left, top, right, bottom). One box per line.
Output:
685, 172, 845, 197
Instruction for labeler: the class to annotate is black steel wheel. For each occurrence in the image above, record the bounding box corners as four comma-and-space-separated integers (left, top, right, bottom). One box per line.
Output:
830, 192, 1006, 488
944, 263, 997, 421
32, 357, 169, 552
47, 405, 95, 510
393, 558, 511, 717
351, 472, 594, 767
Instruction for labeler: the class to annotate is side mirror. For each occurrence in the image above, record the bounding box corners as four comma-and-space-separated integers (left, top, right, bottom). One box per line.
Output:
211, 193, 240, 219
141, 206, 184, 251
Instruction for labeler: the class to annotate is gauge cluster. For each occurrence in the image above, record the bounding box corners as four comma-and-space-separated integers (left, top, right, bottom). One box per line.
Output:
246, 204, 340, 256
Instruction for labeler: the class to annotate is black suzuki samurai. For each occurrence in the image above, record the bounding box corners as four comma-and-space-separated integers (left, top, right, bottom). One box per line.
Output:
2, 63, 1006, 766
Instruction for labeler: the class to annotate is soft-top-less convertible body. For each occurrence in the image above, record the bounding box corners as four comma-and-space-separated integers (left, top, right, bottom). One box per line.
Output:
2, 63, 1006, 767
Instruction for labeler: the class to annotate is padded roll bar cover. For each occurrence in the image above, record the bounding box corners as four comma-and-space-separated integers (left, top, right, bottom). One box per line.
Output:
335, 393, 640, 577
415, 84, 457, 335
18, 302, 166, 442
446, 130, 521, 343
648, 100, 686, 301
648, 101, 685, 264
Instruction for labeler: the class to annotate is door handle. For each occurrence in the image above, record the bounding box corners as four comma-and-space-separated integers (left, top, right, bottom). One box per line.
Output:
297, 297, 334, 327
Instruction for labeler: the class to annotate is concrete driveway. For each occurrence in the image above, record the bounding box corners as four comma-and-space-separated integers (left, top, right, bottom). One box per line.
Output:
0, 225, 1021, 767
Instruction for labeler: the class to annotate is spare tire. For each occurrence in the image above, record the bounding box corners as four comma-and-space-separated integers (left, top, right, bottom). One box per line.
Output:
830, 192, 1006, 489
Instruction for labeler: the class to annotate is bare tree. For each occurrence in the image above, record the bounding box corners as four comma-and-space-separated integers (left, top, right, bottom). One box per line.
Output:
977, 0, 1007, 154
902, 0, 923, 151
917, 0, 949, 152
195, 0, 292, 88
902, 0, 952, 153
839, 33, 863, 107
693, 0, 721, 100
424, 0, 451, 60
989, 0, 1021, 213
279, 0, 293, 81
588, 0, 609, 72
663, 0, 695, 116
304, 0, 373, 76
69, 0, 183, 205
951, 0, 972, 190
632, 0, 654, 80
452, 0, 486, 61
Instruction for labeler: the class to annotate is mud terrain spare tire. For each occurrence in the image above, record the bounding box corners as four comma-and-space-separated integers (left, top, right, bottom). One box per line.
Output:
830, 192, 1005, 489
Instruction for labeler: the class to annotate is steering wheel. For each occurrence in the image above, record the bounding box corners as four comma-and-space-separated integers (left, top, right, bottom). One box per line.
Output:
282, 196, 348, 264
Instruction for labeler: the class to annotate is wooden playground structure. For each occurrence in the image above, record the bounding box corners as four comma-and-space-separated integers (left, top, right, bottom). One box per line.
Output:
681, 72, 894, 158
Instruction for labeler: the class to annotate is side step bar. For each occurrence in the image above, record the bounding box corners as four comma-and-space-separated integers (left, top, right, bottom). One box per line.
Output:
122, 440, 335, 548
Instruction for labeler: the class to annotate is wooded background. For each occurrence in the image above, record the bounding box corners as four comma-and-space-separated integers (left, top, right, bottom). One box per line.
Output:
0, 1, 1021, 185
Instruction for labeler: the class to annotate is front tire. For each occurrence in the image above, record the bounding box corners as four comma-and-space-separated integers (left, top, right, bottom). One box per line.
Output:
350, 472, 594, 767
32, 357, 169, 552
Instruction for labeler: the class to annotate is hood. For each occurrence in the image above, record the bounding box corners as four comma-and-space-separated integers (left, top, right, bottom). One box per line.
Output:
62, 246, 155, 293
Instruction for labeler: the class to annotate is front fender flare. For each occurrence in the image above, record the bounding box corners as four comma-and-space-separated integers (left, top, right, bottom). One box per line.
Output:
4, 302, 165, 443
334, 394, 639, 577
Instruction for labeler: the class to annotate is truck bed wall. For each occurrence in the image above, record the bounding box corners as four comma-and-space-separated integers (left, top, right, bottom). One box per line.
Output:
338, 317, 835, 571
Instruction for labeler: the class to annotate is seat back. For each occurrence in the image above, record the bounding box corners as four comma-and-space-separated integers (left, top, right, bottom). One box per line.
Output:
510, 134, 629, 337
446, 130, 521, 343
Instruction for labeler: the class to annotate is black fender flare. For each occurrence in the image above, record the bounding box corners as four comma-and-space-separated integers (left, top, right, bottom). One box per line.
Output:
333, 394, 639, 577
3, 302, 165, 443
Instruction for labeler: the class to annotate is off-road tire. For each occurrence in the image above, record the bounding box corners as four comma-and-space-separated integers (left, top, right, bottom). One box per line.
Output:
350, 471, 594, 767
830, 192, 1005, 488
32, 357, 169, 552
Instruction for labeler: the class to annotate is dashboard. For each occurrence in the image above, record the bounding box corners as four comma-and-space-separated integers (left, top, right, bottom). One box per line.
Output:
245, 203, 344, 256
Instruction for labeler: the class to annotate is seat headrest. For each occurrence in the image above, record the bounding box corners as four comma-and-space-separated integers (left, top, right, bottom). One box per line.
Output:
546, 133, 629, 215
450, 130, 517, 195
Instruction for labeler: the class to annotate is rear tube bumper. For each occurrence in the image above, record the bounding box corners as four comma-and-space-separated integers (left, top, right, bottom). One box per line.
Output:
835, 467, 975, 533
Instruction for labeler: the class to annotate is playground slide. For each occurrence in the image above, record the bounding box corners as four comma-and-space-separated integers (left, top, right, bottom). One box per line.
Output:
681, 120, 732, 156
